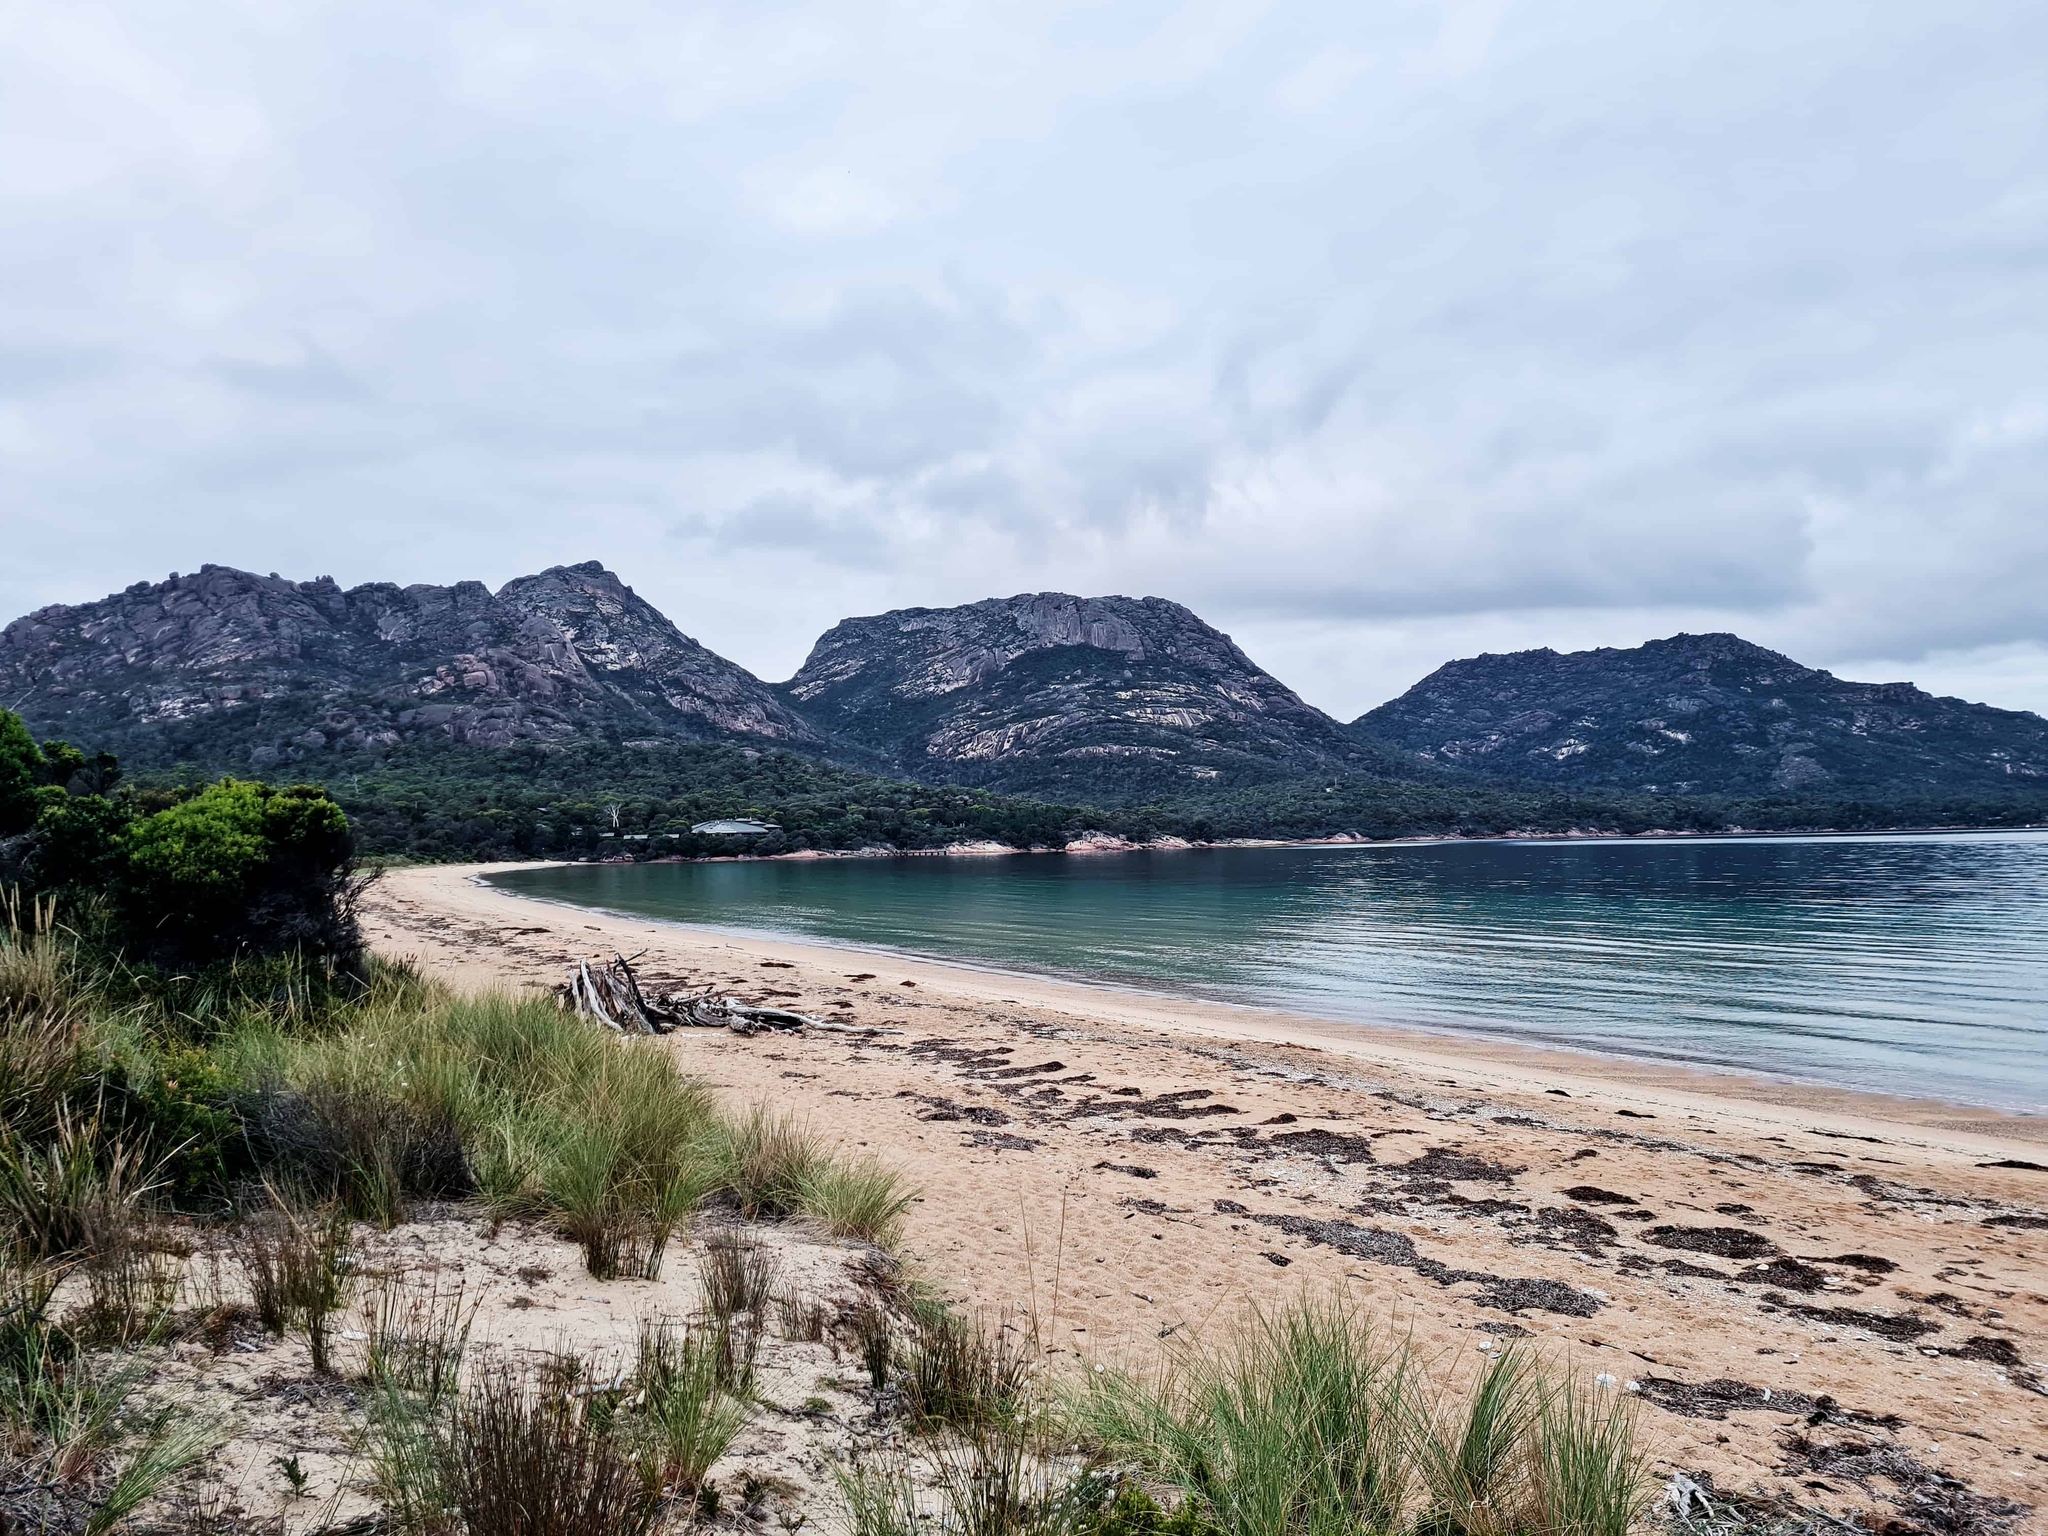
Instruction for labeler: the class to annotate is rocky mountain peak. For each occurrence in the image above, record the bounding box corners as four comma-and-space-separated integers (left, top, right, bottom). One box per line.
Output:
779, 591, 1393, 799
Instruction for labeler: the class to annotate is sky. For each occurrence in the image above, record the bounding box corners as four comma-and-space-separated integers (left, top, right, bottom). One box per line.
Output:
3, 1, 2046, 720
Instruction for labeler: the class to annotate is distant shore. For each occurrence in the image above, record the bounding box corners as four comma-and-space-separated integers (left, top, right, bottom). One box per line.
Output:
555, 818, 2048, 867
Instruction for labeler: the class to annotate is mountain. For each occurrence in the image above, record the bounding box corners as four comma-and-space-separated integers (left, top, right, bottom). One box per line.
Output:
1350, 632, 2048, 797
777, 592, 1403, 798
0, 562, 824, 771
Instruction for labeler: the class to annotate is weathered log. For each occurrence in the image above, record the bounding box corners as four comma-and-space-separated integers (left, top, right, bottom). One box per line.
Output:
562, 955, 902, 1036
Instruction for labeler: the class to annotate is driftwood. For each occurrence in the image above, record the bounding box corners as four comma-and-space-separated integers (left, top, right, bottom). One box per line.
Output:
560, 953, 887, 1036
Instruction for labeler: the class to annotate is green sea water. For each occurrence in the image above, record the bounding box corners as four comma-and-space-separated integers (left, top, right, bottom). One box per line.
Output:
488, 830, 2048, 1112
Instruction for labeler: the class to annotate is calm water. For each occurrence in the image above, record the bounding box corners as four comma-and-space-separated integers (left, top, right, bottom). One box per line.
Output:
489, 833, 2048, 1112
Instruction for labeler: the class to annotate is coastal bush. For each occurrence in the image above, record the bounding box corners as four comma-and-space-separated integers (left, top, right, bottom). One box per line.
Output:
116, 778, 360, 965
0, 711, 41, 837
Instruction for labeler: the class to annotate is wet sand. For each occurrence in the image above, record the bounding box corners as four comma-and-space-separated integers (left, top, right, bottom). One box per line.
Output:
363, 862, 2048, 1532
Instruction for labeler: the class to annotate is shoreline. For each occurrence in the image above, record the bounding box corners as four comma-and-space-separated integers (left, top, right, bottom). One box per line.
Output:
472, 858, 2048, 1139
359, 862, 2048, 1526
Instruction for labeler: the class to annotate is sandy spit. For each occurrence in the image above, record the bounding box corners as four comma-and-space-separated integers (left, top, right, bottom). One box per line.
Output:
362, 862, 2048, 1532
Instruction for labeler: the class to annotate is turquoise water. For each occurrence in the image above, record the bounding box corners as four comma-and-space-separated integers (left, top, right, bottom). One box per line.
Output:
488, 832, 2048, 1112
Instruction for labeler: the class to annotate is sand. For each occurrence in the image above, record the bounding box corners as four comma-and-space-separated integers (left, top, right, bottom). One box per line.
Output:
359, 861, 2048, 1532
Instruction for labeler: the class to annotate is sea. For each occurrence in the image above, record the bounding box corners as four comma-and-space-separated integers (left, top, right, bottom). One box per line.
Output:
487, 830, 2048, 1113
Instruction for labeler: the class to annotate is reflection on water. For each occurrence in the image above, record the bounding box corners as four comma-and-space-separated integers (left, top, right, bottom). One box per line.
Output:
489, 832, 2048, 1111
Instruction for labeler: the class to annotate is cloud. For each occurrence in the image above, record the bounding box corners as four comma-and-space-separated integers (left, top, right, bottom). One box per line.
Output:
1, 0, 2044, 718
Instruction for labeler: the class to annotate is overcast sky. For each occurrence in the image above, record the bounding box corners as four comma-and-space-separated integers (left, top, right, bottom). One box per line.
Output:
5, 1, 2045, 719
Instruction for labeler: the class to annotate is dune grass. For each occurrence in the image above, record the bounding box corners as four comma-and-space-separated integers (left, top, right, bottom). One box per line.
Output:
1061, 1294, 1656, 1536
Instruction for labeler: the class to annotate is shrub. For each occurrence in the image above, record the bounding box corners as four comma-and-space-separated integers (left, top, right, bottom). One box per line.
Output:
27, 790, 132, 895
0, 710, 41, 837
115, 779, 360, 965
251, 1076, 470, 1227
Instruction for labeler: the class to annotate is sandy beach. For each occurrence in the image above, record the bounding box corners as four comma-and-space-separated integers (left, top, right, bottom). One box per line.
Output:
362, 861, 2048, 1530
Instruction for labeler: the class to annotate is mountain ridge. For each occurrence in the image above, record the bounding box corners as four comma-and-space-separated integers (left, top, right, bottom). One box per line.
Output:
1, 561, 825, 771
1351, 631, 2048, 797
7, 565, 2045, 810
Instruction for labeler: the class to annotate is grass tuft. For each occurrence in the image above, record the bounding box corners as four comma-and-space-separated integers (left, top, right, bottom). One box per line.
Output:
796, 1154, 917, 1247
700, 1228, 778, 1321
632, 1314, 754, 1494
445, 1364, 664, 1536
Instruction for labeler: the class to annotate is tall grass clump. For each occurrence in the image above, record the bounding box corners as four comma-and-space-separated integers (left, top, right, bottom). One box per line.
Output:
241, 988, 727, 1276
700, 1229, 778, 1320
227, 1194, 356, 1373
444, 1365, 664, 1536
1064, 1296, 1657, 1536
904, 1306, 1032, 1432
359, 1271, 481, 1406
0, 1244, 222, 1535
721, 1105, 827, 1220
631, 1315, 754, 1495
795, 1154, 918, 1247
1529, 1372, 1656, 1536
0, 894, 98, 1146
1067, 1296, 1413, 1536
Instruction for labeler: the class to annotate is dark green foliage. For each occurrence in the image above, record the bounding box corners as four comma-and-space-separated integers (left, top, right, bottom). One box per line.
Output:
0, 711, 42, 836
1073, 1482, 1217, 1536
115, 778, 359, 964
115, 1043, 250, 1200
27, 788, 131, 893
246, 1079, 471, 1225
33, 740, 121, 797
117, 733, 2042, 870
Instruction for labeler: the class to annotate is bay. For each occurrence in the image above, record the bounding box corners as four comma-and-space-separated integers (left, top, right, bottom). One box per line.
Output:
488, 831, 2048, 1112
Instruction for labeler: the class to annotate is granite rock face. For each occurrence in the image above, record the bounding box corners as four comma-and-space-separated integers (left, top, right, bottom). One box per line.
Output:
1351, 632, 2048, 797
778, 592, 1399, 798
1, 562, 823, 769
